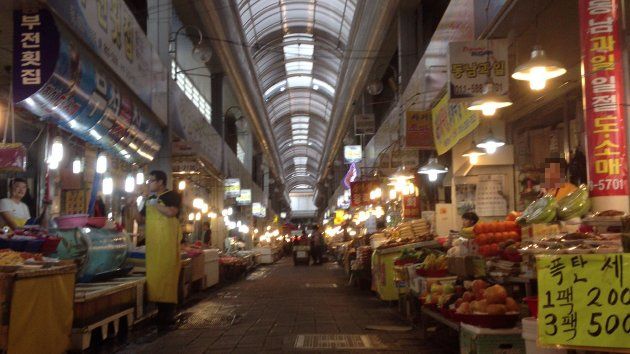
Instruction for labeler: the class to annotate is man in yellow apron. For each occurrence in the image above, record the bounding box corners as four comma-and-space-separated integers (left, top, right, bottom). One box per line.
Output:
138, 170, 182, 326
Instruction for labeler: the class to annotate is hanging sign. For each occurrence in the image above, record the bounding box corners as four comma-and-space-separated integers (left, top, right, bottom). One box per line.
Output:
448, 39, 508, 101
354, 114, 375, 135
252, 202, 266, 217
344, 145, 363, 164
350, 180, 380, 207
404, 110, 433, 149
537, 254, 629, 350
236, 189, 251, 205
402, 195, 421, 218
224, 178, 241, 198
432, 94, 479, 155
579, 0, 628, 197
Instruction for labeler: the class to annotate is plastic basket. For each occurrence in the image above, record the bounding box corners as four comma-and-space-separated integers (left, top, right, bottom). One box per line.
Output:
523, 296, 538, 318
55, 214, 88, 229
8, 239, 27, 251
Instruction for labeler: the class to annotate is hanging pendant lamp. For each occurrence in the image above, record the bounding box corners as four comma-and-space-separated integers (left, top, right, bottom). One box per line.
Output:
467, 82, 513, 117
462, 142, 487, 165
417, 157, 448, 182
512, 46, 566, 91
476, 130, 506, 154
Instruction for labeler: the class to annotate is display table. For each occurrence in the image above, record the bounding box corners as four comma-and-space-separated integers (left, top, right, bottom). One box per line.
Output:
372, 241, 439, 301
1, 264, 77, 354
202, 249, 219, 289
72, 276, 145, 351
252, 246, 282, 264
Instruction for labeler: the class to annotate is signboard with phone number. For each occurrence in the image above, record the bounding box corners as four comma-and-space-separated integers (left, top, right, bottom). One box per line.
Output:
537, 254, 629, 350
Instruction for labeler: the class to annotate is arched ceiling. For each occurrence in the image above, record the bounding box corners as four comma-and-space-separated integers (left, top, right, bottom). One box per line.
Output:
236, 0, 357, 191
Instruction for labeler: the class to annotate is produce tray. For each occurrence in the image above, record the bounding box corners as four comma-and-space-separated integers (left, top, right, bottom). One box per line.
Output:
376, 240, 439, 255
582, 216, 622, 227
451, 312, 520, 329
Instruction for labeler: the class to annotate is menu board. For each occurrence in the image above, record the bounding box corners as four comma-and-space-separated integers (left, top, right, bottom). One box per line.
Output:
537, 254, 629, 350
63, 189, 86, 214
474, 175, 507, 216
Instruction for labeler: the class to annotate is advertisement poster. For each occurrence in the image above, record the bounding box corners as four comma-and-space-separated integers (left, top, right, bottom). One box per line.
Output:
402, 195, 421, 218
579, 0, 628, 197
432, 94, 479, 155
537, 254, 629, 350
46, 0, 167, 123
475, 174, 507, 217
448, 39, 508, 100
252, 202, 266, 217
405, 110, 433, 149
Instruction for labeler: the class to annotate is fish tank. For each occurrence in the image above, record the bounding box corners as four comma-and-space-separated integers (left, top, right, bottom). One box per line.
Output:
52, 227, 131, 282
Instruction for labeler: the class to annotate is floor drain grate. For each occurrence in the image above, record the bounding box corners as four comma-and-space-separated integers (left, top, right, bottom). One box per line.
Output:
294, 334, 382, 349
304, 283, 338, 288
176, 310, 240, 329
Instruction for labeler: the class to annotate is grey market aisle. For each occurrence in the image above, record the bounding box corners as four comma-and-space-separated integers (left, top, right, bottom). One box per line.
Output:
114, 258, 458, 354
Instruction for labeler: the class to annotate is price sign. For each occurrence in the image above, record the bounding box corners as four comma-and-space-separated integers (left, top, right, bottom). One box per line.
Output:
537, 254, 630, 350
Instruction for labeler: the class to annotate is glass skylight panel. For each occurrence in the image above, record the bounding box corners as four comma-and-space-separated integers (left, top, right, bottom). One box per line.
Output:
292, 129, 309, 136
287, 76, 312, 88
283, 34, 314, 60
264, 80, 287, 98
294, 157, 308, 165
292, 139, 308, 145
312, 78, 335, 95
292, 123, 309, 130
285, 60, 313, 75
291, 116, 310, 124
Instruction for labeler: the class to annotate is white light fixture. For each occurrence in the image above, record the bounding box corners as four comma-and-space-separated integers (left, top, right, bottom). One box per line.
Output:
417, 157, 448, 182
389, 189, 397, 200
47, 158, 59, 170
178, 180, 186, 191
388, 165, 414, 182
124, 174, 135, 193
201, 203, 209, 213
239, 224, 249, 234
370, 187, 382, 200
188, 213, 194, 221
208, 212, 217, 219
467, 82, 513, 117
280, 212, 287, 219
462, 143, 487, 165
102, 175, 114, 195
512, 46, 566, 91
476, 131, 506, 154
51, 137, 64, 163
135, 171, 145, 185
195, 212, 201, 221
192, 198, 204, 209
72, 157, 83, 174
96, 153, 108, 174
226, 207, 233, 216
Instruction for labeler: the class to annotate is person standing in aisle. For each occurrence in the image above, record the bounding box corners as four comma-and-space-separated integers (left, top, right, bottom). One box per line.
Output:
137, 170, 182, 327
310, 225, 325, 265
202, 221, 212, 246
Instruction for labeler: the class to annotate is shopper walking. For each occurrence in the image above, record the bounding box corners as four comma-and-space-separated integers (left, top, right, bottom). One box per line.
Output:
137, 170, 182, 327
310, 225, 325, 265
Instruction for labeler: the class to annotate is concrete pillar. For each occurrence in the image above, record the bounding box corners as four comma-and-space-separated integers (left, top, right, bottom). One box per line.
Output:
211, 73, 224, 135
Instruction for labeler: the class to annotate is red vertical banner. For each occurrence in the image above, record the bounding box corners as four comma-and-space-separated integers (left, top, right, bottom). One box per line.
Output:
580, 0, 628, 196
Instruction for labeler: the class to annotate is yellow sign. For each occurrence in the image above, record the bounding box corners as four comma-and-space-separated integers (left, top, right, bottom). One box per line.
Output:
334, 210, 345, 225
431, 94, 479, 155
537, 254, 630, 350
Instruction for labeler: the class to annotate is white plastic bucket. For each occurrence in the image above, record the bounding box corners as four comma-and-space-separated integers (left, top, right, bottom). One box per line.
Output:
522, 317, 567, 354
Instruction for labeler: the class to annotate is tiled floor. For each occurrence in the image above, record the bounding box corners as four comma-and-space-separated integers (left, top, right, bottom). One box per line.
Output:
113, 258, 458, 353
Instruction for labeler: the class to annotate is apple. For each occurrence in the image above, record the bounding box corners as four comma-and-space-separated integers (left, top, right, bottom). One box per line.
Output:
471, 279, 489, 293
462, 291, 474, 302
456, 301, 471, 314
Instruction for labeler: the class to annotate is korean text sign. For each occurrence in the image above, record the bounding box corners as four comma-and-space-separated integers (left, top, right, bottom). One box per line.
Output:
448, 39, 508, 100
537, 254, 629, 349
579, 0, 628, 196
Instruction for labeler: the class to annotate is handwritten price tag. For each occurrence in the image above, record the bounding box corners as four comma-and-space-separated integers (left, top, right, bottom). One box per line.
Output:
537, 254, 630, 350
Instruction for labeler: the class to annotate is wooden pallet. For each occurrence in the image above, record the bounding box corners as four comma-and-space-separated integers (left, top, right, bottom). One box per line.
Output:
71, 308, 134, 351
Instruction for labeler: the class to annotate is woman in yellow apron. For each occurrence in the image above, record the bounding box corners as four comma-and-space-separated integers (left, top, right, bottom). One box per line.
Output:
138, 171, 182, 325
